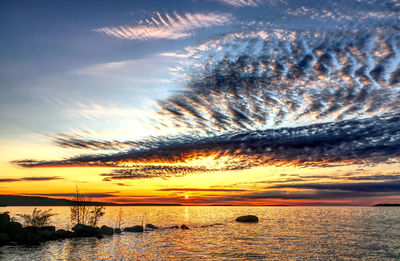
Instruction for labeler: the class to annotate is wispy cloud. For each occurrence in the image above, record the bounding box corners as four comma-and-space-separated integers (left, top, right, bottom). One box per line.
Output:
216, 0, 286, 7
0, 176, 63, 182
94, 12, 232, 40
217, 0, 263, 7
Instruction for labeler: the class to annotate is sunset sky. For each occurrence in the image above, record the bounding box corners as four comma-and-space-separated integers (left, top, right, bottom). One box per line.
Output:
1, 0, 400, 206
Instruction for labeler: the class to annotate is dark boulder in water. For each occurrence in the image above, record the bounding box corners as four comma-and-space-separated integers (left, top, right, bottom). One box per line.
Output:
100, 225, 114, 235
180, 224, 189, 229
146, 224, 158, 230
55, 229, 75, 239
0, 232, 10, 246
0, 213, 10, 232
41, 230, 57, 241
235, 215, 259, 223
72, 224, 102, 238
40, 226, 56, 232
21, 226, 45, 245
5, 221, 23, 242
114, 228, 121, 234
124, 225, 144, 233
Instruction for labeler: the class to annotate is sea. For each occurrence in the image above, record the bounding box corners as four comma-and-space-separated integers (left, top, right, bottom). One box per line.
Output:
1, 206, 400, 260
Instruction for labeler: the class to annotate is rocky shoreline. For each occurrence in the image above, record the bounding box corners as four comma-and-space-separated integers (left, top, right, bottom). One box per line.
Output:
0, 213, 195, 246
0, 213, 259, 246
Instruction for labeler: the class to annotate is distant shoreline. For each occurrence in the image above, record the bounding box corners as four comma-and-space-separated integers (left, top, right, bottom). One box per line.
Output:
3, 195, 399, 207
373, 204, 400, 207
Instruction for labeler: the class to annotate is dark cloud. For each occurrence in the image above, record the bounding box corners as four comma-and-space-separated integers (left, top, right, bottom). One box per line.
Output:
157, 188, 248, 192
115, 183, 131, 186
13, 113, 400, 180
0, 177, 63, 182
52, 134, 141, 150
270, 181, 400, 193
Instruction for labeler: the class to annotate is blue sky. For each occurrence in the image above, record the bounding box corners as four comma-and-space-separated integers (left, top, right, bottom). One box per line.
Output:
1, 0, 400, 205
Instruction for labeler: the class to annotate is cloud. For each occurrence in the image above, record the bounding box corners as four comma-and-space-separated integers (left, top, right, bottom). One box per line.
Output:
157, 26, 400, 134
217, 0, 263, 7
94, 12, 232, 40
13, 114, 400, 180
12, 23, 400, 182
157, 188, 248, 192
270, 181, 400, 193
0, 177, 63, 182
216, 0, 287, 7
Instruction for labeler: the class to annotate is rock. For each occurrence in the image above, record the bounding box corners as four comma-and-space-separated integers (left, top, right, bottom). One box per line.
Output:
145, 223, 158, 230
40, 226, 56, 232
180, 224, 189, 230
5, 221, 23, 242
0, 213, 10, 232
21, 227, 44, 245
41, 230, 57, 241
168, 225, 179, 229
0, 232, 10, 246
235, 215, 259, 223
124, 225, 144, 233
72, 224, 102, 238
201, 223, 224, 228
55, 229, 75, 239
114, 228, 121, 234
100, 225, 114, 236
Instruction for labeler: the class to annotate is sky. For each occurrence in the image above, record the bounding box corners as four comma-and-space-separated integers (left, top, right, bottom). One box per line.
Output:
1, 0, 400, 206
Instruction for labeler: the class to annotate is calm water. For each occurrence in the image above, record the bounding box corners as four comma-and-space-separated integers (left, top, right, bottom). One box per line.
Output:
1, 206, 400, 260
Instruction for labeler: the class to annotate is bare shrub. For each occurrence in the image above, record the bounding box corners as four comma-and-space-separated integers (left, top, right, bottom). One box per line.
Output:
115, 207, 123, 229
17, 208, 56, 227
70, 186, 105, 227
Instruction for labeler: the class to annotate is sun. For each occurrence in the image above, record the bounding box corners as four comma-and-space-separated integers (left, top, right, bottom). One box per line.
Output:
184, 194, 190, 200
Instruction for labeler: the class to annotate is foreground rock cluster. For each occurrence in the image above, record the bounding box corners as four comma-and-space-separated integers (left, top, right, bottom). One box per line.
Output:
0, 213, 121, 246
1, 212, 259, 246
0, 212, 193, 246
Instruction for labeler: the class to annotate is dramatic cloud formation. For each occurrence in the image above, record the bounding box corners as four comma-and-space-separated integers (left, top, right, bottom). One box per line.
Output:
13, 20, 400, 184
157, 27, 400, 134
95, 12, 232, 40
14, 114, 400, 180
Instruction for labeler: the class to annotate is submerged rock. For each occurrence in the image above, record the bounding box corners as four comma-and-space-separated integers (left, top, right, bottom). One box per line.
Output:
124, 225, 144, 233
235, 215, 259, 223
180, 224, 189, 230
100, 225, 114, 236
201, 223, 224, 228
0, 213, 10, 232
167, 225, 179, 229
145, 224, 158, 230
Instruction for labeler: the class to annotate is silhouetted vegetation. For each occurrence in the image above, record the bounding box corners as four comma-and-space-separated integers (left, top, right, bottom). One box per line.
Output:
115, 207, 123, 230
16, 208, 56, 227
70, 186, 105, 226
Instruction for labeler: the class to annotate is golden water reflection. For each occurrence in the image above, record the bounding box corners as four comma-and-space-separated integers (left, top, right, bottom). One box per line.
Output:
1, 206, 400, 260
